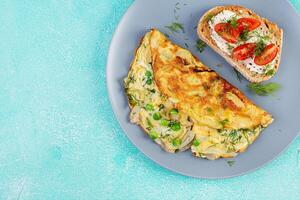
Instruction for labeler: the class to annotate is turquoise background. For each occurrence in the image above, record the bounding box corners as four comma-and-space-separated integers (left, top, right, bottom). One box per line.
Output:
0, 0, 299, 199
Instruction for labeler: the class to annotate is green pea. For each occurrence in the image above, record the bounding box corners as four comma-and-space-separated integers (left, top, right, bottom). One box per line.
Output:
149, 130, 159, 140
145, 70, 152, 77
145, 104, 154, 111
170, 122, 181, 131
172, 138, 182, 147
170, 108, 179, 115
153, 112, 162, 120
193, 139, 200, 146
146, 78, 152, 85
160, 119, 169, 126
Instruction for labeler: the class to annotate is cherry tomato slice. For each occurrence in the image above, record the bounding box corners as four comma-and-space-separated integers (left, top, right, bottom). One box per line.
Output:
254, 44, 278, 66
214, 23, 240, 43
232, 43, 256, 60
237, 18, 261, 31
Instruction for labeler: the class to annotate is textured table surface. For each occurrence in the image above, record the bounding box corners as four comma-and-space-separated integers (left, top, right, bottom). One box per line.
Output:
0, 0, 300, 199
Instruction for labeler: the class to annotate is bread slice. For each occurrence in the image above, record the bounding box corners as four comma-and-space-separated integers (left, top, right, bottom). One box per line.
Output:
197, 5, 283, 83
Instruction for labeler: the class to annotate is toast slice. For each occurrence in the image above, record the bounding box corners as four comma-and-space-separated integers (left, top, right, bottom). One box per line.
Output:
197, 5, 283, 83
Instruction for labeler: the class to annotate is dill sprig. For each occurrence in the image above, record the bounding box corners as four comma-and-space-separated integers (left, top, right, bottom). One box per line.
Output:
248, 82, 281, 96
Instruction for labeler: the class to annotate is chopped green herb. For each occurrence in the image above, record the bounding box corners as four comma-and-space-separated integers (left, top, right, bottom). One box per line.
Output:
239, 29, 249, 41
233, 68, 243, 83
196, 39, 207, 53
193, 139, 200, 146
227, 16, 238, 28
265, 69, 275, 76
169, 121, 181, 131
220, 119, 229, 127
206, 14, 214, 22
165, 22, 184, 33
228, 130, 239, 142
172, 138, 182, 147
252, 31, 271, 42
160, 119, 169, 126
227, 145, 236, 153
240, 128, 251, 132
173, 2, 180, 20
245, 128, 255, 135
263, 64, 276, 76
248, 82, 281, 96
127, 94, 137, 106
146, 117, 153, 128
158, 104, 165, 111
217, 129, 224, 134
206, 107, 213, 113
126, 75, 136, 85
227, 160, 235, 167
174, 5, 180, 11
227, 43, 234, 51
147, 88, 156, 93
254, 40, 266, 56
170, 108, 179, 115
242, 132, 250, 144
145, 103, 154, 111
149, 130, 159, 140
261, 35, 271, 41
153, 112, 162, 120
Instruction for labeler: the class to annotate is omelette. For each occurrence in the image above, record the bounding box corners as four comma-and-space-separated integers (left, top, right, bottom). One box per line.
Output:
124, 29, 273, 159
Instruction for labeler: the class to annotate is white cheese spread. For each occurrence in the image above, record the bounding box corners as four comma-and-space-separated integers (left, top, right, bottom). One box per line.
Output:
208, 10, 277, 75
209, 10, 237, 55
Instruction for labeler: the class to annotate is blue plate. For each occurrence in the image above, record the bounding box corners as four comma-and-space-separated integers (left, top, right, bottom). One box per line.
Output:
106, 0, 300, 178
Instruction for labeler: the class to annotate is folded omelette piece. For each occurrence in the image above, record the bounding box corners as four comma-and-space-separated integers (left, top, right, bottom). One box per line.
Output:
124, 29, 273, 159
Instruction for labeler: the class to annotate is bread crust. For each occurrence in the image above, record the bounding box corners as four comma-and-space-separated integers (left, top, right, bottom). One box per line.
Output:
197, 5, 283, 83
